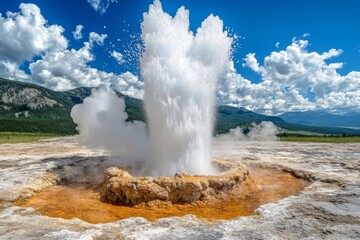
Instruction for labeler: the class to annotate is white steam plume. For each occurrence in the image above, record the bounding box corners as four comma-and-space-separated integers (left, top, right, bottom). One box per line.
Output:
217, 121, 279, 141
70, 86, 148, 165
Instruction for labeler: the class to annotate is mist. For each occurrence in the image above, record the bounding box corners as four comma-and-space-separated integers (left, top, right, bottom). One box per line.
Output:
70, 86, 149, 167
216, 121, 279, 142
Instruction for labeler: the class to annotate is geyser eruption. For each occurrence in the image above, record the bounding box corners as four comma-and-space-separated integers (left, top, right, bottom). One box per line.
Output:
141, 0, 232, 176
71, 0, 232, 177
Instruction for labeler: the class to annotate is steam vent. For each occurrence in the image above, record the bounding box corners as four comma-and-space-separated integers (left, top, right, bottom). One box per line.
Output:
100, 160, 249, 206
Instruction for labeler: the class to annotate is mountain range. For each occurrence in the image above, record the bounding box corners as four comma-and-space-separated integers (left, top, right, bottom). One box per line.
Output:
0, 77, 359, 136
280, 111, 360, 129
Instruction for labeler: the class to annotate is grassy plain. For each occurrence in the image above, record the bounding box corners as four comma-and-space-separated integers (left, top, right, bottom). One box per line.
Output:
0, 132, 62, 144
280, 136, 360, 143
2, 132, 360, 144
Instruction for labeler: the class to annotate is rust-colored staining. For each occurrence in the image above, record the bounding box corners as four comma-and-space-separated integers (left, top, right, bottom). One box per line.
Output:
17, 167, 309, 224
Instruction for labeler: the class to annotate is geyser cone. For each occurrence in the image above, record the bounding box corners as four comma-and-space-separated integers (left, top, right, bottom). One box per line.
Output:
141, 0, 232, 176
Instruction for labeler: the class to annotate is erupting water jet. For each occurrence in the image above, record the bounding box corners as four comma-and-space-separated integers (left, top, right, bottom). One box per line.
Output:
71, 0, 232, 177
141, 0, 232, 176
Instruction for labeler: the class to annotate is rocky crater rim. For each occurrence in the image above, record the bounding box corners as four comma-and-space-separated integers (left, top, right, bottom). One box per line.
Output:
100, 159, 249, 207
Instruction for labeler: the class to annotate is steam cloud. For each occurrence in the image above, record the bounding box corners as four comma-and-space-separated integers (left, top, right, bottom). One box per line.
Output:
216, 121, 279, 141
71, 86, 148, 166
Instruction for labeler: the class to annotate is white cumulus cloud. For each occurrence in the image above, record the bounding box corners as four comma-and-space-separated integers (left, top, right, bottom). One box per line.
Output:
242, 53, 261, 73
220, 38, 360, 115
0, 60, 30, 82
72, 25, 84, 40
111, 50, 125, 64
89, 32, 107, 46
87, 0, 118, 15
0, 3, 68, 63
29, 33, 143, 97
0, 3, 143, 99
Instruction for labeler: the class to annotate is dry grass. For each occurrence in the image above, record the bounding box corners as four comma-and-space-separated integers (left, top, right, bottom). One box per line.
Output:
280, 136, 360, 143
0, 132, 62, 144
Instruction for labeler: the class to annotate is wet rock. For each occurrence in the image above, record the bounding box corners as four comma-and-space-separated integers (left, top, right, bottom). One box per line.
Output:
100, 160, 249, 205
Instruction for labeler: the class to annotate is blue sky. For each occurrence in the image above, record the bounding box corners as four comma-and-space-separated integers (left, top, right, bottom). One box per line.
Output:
0, 0, 359, 114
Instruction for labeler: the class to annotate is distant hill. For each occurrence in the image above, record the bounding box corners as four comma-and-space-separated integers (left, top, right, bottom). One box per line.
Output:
215, 106, 360, 135
280, 111, 360, 128
1, 77, 359, 135
0, 77, 144, 134
216, 106, 284, 133
0, 77, 76, 134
